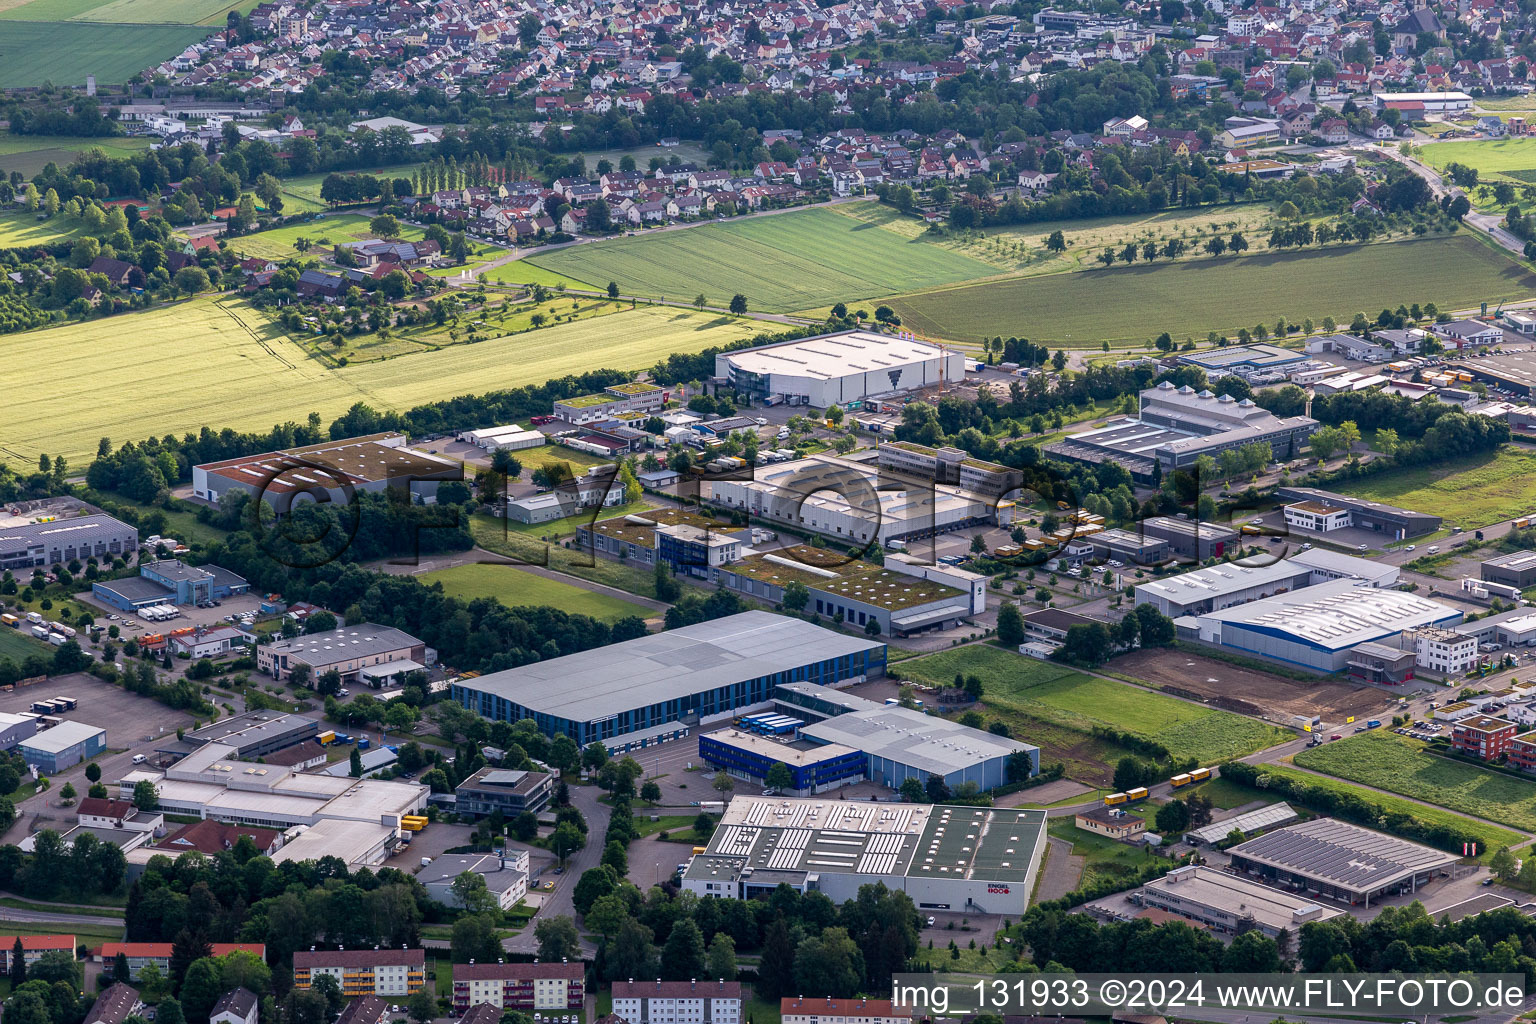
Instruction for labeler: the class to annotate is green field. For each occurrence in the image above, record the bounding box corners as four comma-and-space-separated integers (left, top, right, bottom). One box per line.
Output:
0, 625, 50, 664
0, 135, 153, 179
1294, 731, 1536, 831
899, 645, 1287, 764
235, 213, 505, 265
1336, 445, 1536, 529
0, 298, 762, 463
1255, 763, 1524, 858
0, 210, 82, 248
418, 564, 653, 623
888, 235, 1536, 343
526, 206, 999, 312
1423, 137, 1536, 180
0, 21, 211, 87
275, 164, 420, 214
481, 258, 598, 291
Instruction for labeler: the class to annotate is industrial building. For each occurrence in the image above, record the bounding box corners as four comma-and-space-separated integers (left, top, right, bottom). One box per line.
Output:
699, 728, 867, 794
256, 623, 426, 685
715, 545, 984, 636
1481, 550, 1536, 589
1186, 578, 1463, 672
1133, 865, 1344, 937
681, 797, 1047, 914
452, 612, 886, 747
1087, 528, 1171, 565
1283, 500, 1352, 533
552, 381, 668, 425
0, 514, 138, 571
715, 330, 966, 408
1134, 550, 1397, 618
578, 508, 756, 574
456, 425, 545, 450
1183, 802, 1298, 847
161, 710, 319, 760
193, 432, 461, 513
0, 712, 37, 751
293, 949, 425, 997
450, 960, 584, 1014
506, 469, 628, 524
707, 452, 1007, 547
453, 767, 554, 819
1414, 627, 1480, 676
1045, 384, 1317, 480
1140, 516, 1239, 561
419, 849, 529, 910
91, 560, 250, 612
1176, 343, 1308, 376
19, 722, 106, 772
1457, 607, 1536, 648
612, 980, 742, 1024
874, 442, 1022, 497
1274, 486, 1442, 539
1226, 818, 1462, 906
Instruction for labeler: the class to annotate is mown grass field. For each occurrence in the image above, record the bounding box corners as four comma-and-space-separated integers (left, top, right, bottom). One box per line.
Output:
526, 206, 998, 311
0, 22, 210, 87
898, 645, 1287, 764
1423, 138, 1536, 180
234, 213, 505, 265
1255, 763, 1523, 859
0, 210, 82, 248
1294, 731, 1536, 831
0, 135, 152, 179
0, 626, 50, 664
275, 164, 420, 214
418, 564, 652, 623
0, 298, 762, 463
482, 258, 598, 291
1336, 445, 1536, 528
888, 235, 1536, 343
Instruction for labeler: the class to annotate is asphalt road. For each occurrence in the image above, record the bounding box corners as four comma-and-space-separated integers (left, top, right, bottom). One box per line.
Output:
502, 780, 610, 956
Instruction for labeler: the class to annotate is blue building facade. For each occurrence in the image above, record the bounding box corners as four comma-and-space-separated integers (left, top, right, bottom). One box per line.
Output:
699, 732, 868, 794
19, 724, 106, 773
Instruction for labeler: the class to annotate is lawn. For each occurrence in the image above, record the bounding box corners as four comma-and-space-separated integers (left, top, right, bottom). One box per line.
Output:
1253, 763, 1523, 860
0, 22, 211, 87
1336, 445, 1536, 529
1294, 731, 1536, 831
418, 563, 653, 623
0, 135, 152, 179
526, 206, 999, 312
888, 234, 1536, 344
0, 298, 762, 463
234, 213, 506, 263
898, 644, 1288, 764
469, 516, 661, 601
0, 210, 82, 248
0, 625, 51, 664
1423, 137, 1536, 180
275, 164, 420, 214
481, 258, 599, 291
1046, 816, 1167, 890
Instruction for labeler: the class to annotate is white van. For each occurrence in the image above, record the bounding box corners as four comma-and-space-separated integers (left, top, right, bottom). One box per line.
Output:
131, 754, 147, 765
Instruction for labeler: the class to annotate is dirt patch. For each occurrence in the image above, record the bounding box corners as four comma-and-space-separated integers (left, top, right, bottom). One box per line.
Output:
997, 778, 1092, 807
1113, 648, 1398, 722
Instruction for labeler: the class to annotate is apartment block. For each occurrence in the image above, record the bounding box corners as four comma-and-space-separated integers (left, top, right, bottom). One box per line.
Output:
1451, 715, 1517, 761
450, 961, 584, 1013
612, 980, 742, 1024
293, 949, 426, 997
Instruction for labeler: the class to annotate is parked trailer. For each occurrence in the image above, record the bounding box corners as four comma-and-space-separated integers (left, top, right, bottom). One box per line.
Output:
1125, 786, 1150, 802
1188, 767, 1212, 782
30, 626, 48, 639
29, 700, 53, 714
1103, 792, 1129, 806
1170, 773, 1192, 788
55, 697, 76, 711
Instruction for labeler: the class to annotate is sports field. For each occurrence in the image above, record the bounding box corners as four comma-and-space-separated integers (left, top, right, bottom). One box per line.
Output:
1336, 445, 1536, 529
0, 22, 210, 87
0, 298, 761, 463
419, 564, 653, 623
1294, 731, 1536, 831
888, 235, 1536, 343
898, 645, 1287, 764
526, 206, 999, 311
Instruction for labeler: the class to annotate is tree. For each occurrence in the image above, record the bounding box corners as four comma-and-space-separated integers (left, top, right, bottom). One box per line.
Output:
552, 822, 585, 861
348, 747, 364, 778
451, 913, 501, 964
582, 741, 610, 772
534, 915, 580, 962
132, 779, 158, 811
782, 580, 810, 612
899, 777, 925, 802
450, 871, 499, 914
996, 602, 1026, 646
729, 294, 748, 315
10, 938, 25, 987
764, 762, 793, 794
155, 998, 185, 1024
84, 762, 101, 784
1155, 799, 1192, 834
1491, 847, 1519, 882
369, 214, 400, 238
406, 988, 436, 1024
712, 772, 735, 797
663, 918, 708, 980
640, 780, 661, 802
608, 281, 620, 299
1045, 230, 1067, 252
706, 933, 737, 980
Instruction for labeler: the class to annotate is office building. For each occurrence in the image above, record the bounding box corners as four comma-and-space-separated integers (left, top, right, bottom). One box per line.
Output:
451, 612, 887, 747
781, 999, 909, 1024
1087, 528, 1171, 565
256, 624, 426, 685
175, 710, 320, 760
716, 330, 965, 408
1414, 627, 1480, 675
1140, 516, 1239, 561
612, 980, 742, 1024
451, 961, 583, 1013
1134, 865, 1343, 937
698, 729, 867, 795
1187, 578, 1462, 672
552, 381, 668, 425
1226, 819, 1461, 906
1284, 500, 1352, 533
1482, 550, 1536, 589
0, 514, 137, 571
1274, 486, 1441, 540
193, 432, 461, 513
579, 509, 751, 571
683, 797, 1047, 914
453, 767, 554, 820
19, 722, 106, 772
293, 949, 425, 997
419, 850, 529, 911
91, 560, 249, 613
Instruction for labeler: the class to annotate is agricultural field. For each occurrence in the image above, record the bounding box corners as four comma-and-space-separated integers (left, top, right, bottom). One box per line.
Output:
0, 298, 761, 464
275, 164, 420, 214
0, 134, 153, 179
0, 626, 50, 665
0, 22, 211, 87
887, 234, 1536, 344
1255, 763, 1524, 858
1423, 138, 1536, 182
1336, 445, 1536, 529
0, 0, 242, 21
418, 564, 653, 623
0, 210, 83, 248
1293, 731, 1536, 831
526, 206, 999, 312
481, 258, 598, 291
899, 644, 1288, 765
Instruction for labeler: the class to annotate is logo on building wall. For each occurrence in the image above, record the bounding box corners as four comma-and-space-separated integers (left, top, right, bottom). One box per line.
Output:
887, 368, 902, 389
987, 884, 1010, 894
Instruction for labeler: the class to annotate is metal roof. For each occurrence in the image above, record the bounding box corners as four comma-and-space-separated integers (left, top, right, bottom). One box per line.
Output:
1228, 818, 1461, 895
458, 611, 884, 725
1185, 802, 1298, 845
1199, 578, 1461, 650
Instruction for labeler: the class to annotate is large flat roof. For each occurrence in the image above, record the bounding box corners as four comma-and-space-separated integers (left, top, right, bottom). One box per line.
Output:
186, 710, 317, 750
197, 433, 459, 494
1276, 486, 1440, 526
707, 729, 861, 766
1228, 818, 1461, 895
1199, 578, 1461, 650
721, 330, 954, 381
1141, 864, 1343, 932
1177, 344, 1304, 368
0, 514, 133, 548
458, 611, 885, 725
726, 547, 964, 611
1137, 559, 1308, 603
258, 623, 420, 667
21, 721, 104, 753
799, 697, 1035, 776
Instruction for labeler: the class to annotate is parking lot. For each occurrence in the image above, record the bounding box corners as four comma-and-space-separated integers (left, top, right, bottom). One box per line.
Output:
73, 588, 267, 633
0, 671, 194, 750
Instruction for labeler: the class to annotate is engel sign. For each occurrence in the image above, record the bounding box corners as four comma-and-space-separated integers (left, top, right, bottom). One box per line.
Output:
987, 884, 1011, 895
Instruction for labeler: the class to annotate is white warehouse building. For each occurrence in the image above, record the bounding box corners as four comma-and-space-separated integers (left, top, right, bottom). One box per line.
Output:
716, 330, 966, 408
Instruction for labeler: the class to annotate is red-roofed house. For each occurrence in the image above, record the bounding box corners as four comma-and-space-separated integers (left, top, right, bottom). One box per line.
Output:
0, 935, 76, 972
781, 998, 910, 1024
